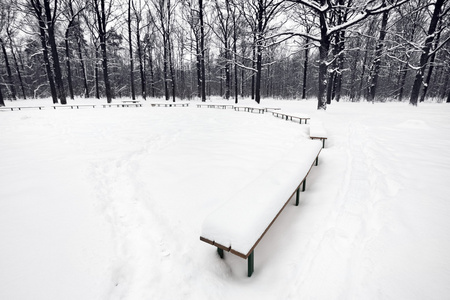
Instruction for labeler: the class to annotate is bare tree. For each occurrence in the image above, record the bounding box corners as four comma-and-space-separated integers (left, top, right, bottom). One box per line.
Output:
410, 0, 448, 106
288, 0, 407, 109
92, 0, 114, 103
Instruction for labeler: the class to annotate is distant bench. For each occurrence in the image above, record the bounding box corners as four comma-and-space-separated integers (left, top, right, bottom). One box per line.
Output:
200, 139, 322, 277
149, 102, 189, 107
234, 105, 280, 114
121, 100, 142, 107
196, 103, 234, 109
0, 106, 45, 111
309, 119, 328, 148
272, 111, 310, 124
51, 104, 97, 109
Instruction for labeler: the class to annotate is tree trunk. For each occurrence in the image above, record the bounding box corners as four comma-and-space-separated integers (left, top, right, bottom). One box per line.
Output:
410, 0, 444, 106
420, 20, 441, 103
148, 46, 155, 98
136, 18, 146, 99
196, 39, 202, 98
317, 7, 330, 110
128, 0, 136, 100
0, 85, 4, 106
199, 0, 206, 102
43, 0, 67, 105
8, 38, 26, 99
0, 38, 17, 100
233, 14, 238, 104
94, 0, 113, 103
254, 0, 264, 104
302, 36, 309, 99
77, 32, 89, 98
95, 46, 100, 99
33, 0, 57, 103
251, 33, 256, 100
64, 31, 75, 100
168, 38, 176, 102
368, 8, 389, 102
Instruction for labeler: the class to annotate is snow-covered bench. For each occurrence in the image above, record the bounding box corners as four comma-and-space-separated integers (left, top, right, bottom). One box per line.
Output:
0, 106, 45, 111
234, 105, 280, 114
197, 103, 234, 109
51, 104, 97, 109
149, 102, 189, 107
200, 139, 322, 277
272, 111, 310, 124
122, 100, 142, 107
309, 119, 328, 148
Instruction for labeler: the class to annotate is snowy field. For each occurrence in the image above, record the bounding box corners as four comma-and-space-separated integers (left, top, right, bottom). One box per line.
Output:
1, 98, 449, 299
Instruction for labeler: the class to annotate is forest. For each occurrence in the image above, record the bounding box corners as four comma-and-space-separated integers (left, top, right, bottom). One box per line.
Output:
0, 0, 449, 109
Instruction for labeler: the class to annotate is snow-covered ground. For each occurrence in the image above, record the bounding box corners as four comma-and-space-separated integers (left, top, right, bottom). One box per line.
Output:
1, 98, 449, 299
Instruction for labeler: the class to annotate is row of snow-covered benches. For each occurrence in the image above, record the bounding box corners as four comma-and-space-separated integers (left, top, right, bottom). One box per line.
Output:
0, 101, 194, 111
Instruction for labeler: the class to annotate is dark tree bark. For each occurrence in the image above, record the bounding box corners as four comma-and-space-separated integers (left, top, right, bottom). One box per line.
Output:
0, 38, 16, 100
302, 36, 309, 99
420, 20, 442, 103
368, 7, 389, 102
76, 26, 89, 98
199, 0, 206, 102
410, 0, 445, 106
133, 2, 146, 100
93, 0, 113, 103
94, 46, 100, 99
43, 0, 67, 104
128, 0, 136, 100
0, 85, 4, 106
148, 46, 156, 98
6, 30, 26, 99
29, 0, 57, 103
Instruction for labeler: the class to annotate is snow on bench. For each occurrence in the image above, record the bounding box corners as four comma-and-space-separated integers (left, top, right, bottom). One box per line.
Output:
309, 119, 328, 148
51, 104, 97, 109
0, 106, 45, 111
196, 103, 235, 109
148, 102, 189, 107
121, 100, 142, 107
200, 139, 322, 277
234, 105, 280, 114
272, 111, 311, 124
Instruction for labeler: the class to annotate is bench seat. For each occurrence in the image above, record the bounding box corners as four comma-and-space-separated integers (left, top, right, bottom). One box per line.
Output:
200, 139, 322, 276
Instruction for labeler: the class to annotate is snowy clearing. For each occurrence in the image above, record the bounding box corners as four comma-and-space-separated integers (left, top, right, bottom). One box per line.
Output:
1, 98, 450, 299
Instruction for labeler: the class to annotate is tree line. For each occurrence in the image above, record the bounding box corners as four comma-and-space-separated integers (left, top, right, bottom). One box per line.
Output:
0, 0, 449, 109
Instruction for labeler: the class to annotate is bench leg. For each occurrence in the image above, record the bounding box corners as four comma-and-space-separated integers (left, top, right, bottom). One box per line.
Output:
315, 156, 319, 166
302, 179, 306, 192
296, 187, 300, 206
217, 247, 224, 259
248, 251, 254, 277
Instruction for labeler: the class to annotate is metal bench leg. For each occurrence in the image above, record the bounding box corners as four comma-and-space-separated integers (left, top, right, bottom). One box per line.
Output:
302, 178, 306, 192
296, 187, 300, 206
248, 251, 254, 277
315, 156, 319, 166
217, 248, 224, 259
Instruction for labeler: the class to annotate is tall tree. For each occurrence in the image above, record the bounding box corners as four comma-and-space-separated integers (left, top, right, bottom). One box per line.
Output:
127, 0, 136, 100
43, 0, 67, 104
93, 0, 114, 103
368, 3, 390, 102
410, 0, 446, 105
28, 0, 58, 103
